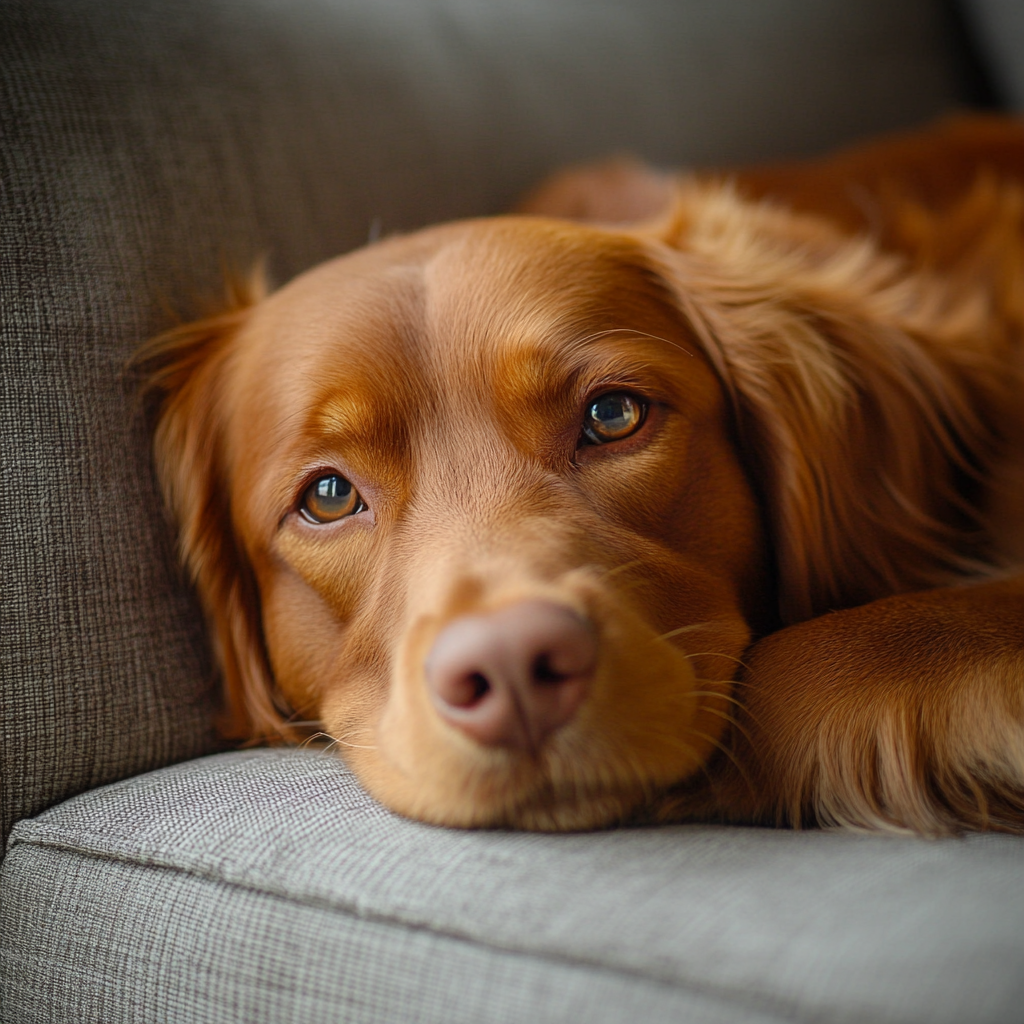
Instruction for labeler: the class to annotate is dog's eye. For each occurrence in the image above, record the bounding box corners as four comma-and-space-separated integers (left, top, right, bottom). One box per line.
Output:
582, 392, 646, 444
300, 474, 363, 523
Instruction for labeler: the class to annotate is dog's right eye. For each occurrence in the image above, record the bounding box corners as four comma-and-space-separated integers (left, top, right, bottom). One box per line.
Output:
300, 474, 364, 524
581, 391, 646, 444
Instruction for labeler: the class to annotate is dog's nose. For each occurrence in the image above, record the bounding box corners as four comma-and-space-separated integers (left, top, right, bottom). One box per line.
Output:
425, 600, 595, 751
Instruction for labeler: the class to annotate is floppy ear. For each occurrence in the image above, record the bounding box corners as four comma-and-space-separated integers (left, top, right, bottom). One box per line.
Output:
645, 181, 1013, 624
142, 270, 298, 742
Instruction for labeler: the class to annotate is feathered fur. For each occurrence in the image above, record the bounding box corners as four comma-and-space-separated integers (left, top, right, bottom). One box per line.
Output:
145, 116, 1024, 833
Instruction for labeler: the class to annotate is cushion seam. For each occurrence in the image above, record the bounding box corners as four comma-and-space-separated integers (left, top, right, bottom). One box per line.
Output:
6, 833, 823, 1024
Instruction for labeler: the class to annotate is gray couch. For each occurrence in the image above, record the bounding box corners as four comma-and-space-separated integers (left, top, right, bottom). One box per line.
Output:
2, 1, 1023, 1020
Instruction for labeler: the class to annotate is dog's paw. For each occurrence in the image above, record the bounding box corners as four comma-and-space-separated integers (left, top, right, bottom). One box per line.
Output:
728, 579, 1024, 834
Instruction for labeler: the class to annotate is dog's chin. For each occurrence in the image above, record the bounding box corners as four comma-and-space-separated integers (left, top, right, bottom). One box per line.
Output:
344, 743, 697, 832
312, 567, 750, 830
338, 639, 732, 831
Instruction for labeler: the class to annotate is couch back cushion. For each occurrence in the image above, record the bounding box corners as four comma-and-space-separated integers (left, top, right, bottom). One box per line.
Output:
0, 0, 979, 844
964, 0, 1024, 107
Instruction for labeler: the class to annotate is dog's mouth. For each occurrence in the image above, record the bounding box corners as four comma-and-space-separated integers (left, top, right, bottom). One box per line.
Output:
335, 579, 746, 831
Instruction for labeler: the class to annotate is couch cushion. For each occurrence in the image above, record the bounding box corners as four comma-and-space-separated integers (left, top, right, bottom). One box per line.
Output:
3, 750, 1023, 1024
963, 0, 1024, 107
0, 0, 981, 846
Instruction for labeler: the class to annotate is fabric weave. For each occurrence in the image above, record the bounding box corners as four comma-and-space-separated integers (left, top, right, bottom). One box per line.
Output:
4, 750, 1023, 1023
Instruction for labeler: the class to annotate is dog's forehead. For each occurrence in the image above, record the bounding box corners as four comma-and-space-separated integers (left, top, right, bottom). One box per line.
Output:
247, 218, 675, 383
421, 219, 682, 357
231, 216, 691, 478
227, 217, 722, 543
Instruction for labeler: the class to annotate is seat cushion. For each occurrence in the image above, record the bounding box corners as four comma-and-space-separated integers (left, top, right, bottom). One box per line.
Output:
3, 750, 1022, 1024
0, 0, 980, 846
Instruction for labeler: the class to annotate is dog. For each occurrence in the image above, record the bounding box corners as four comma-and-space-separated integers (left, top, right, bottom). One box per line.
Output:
146, 114, 1024, 835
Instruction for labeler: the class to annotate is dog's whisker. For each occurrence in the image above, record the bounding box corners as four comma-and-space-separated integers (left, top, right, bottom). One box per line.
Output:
656, 636, 753, 675
683, 650, 750, 671
690, 685, 766, 733
656, 621, 723, 641
690, 689, 746, 710
306, 728, 378, 753
332, 736, 379, 751
694, 675, 754, 690
596, 559, 645, 581
571, 326, 696, 359
693, 703, 757, 749
685, 727, 757, 799
297, 730, 333, 750
690, 691, 758, 724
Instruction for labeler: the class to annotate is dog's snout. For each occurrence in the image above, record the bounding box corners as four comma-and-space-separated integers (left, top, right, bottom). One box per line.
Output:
425, 600, 595, 751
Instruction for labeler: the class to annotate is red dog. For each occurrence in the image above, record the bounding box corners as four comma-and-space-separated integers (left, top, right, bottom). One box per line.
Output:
147, 115, 1024, 834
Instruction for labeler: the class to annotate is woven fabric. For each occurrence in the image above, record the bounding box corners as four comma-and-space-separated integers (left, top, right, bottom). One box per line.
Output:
3, 750, 1024, 1024
0, 0, 975, 845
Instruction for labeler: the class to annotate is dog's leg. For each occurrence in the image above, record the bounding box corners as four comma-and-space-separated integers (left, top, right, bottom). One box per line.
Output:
712, 575, 1024, 834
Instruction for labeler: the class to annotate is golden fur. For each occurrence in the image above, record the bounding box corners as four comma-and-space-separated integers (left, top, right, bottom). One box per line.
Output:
145, 115, 1024, 834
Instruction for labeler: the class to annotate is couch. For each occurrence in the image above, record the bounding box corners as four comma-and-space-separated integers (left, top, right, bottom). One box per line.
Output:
2, 1, 1023, 1020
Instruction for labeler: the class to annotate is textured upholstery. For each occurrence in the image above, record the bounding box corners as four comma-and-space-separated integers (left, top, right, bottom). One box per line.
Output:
3, 2, 1022, 1021
965, 0, 1024, 107
0, 0, 978, 845
4, 750, 1024, 1024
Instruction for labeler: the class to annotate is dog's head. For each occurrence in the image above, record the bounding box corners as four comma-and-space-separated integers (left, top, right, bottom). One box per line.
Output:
148, 185, 999, 829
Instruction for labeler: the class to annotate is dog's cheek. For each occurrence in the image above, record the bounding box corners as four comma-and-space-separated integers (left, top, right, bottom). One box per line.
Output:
258, 568, 351, 721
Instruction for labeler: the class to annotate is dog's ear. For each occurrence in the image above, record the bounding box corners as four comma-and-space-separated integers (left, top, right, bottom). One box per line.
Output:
141, 269, 296, 742
645, 181, 1011, 624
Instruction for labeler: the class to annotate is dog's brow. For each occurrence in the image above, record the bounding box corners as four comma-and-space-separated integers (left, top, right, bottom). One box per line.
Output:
499, 326, 690, 395
314, 393, 373, 434
305, 387, 410, 462
570, 327, 696, 359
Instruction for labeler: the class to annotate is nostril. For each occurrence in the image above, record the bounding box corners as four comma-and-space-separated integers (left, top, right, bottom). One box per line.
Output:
440, 670, 492, 709
531, 653, 569, 686
424, 599, 595, 750
466, 672, 491, 703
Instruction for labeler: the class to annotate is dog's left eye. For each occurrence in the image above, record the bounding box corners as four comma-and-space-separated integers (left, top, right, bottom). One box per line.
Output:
300, 474, 364, 523
582, 392, 646, 444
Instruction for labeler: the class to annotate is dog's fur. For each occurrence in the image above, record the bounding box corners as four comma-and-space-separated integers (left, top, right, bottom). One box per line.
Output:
147, 115, 1024, 834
